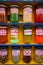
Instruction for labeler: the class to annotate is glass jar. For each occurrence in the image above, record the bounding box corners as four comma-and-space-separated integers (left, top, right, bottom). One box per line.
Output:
0, 27, 8, 44
35, 5, 43, 23
10, 26, 19, 44
35, 28, 43, 44
0, 46, 8, 63
0, 5, 7, 22
24, 26, 32, 44
12, 46, 20, 63
10, 5, 19, 22
23, 5, 32, 22
33, 46, 43, 63
23, 46, 32, 63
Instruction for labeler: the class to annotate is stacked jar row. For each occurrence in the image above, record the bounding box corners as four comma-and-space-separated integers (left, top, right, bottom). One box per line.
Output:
0, 26, 43, 44
0, 4, 43, 22
0, 46, 43, 64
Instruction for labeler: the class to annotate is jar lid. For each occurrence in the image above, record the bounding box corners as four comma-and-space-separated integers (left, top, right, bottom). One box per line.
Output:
12, 46, 20, 50
35, 46, 43, 49
23, 5, 32, 9
24, 26, 32, 29
0, 46, 8, 49
23, 46, 32, 49
10, 5, 19, 8
0, 5, 7, 8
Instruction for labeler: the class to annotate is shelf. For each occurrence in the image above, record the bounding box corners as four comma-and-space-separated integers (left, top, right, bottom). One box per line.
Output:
0, 44, 43, 46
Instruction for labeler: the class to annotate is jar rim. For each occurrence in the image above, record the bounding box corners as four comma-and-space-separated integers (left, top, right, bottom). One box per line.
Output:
0, 5, 7, 8
10, 5, 19, 8
23, 5, 32, 9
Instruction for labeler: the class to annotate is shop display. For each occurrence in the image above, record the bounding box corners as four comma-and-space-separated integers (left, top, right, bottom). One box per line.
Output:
23, 46, 32, 63
0, 5, 7, 22
33, 46, 43, 63
24, 26, 32, 44
10, 27, 19, 44
23, 5, 32, 22
10, 5, 19, 22
0, 27, 8, 44
35, 5, 43, 23
35, 28, 43, 43
12, 46, 20, 63
0, 46, 8, 63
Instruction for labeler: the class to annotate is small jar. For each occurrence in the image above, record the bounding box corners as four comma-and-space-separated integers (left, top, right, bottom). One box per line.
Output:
10, 5, 19, 22
23, 5, 32, 22
35, 28, 43, 44
0, 46, 8, 63
23, 46, 32, 63
12, 46, 20, 63
24, 26, 32, 44
33, 46, 43, 63
0, 5, 7, 22
35, 5, 43, 23
10, 26, 19, 44
0, 26, 8, 44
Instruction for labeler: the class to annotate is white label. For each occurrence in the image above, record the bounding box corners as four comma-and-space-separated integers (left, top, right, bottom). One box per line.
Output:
11, 8, 18, 13
23, 49, 31, 56
24, 29, 32, 35
10, 29, 18, 36
0, 29, 7, 35
24, 8, 32, 14
36, 29, 43, 35
12, 50, 20, 56
36, 8, 43, 14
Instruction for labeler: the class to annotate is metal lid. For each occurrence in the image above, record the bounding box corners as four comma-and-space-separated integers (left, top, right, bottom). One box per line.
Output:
10, 5, 19, 8
0, 5, 7, 8
12, 46, 20, 50
35, 46, 43, 49
23, 5, 32, 9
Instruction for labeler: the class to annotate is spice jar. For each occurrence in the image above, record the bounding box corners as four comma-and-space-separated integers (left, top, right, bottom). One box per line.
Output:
33, 46, 43, 63
12, 46, 20, 63
24, 26, 32, 44
23, 46, 32, 63
0, 46, 8, 63
23, 5, 32, 22
0, 5, 7, 22
10, 5, 19, 22
35, 28, 43, 44
10, 26, 19, 44
0, 27, 8, 44
35, 5, 43, 23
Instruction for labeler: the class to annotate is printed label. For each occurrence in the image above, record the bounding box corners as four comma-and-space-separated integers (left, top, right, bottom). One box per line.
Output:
10, 29, 18, 36
23, 49, 31, 56
24, 29, 32, 35
12, 50, 20, 56
0, 29, 7, 35
0, 8, 5, 13
36, 29, 43, 35
11, 8, 18, 13
35, 50, 43, 56
36, 8, 43, 14
1, 50, 7, 56
24, 8, 32, 14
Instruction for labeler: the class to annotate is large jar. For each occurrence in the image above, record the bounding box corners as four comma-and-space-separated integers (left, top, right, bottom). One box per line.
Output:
0, 46, 8, 63
12, 46, 20, 63
23, 46, 32, 63
23, 5, 32, 22
35, 28, 43, 44
10, 26, 19, 44
0, 5, 7, 22
35, 5, 43, 23
0, 27, 8, 44
24, 26, 32, 44
10, 5, 19, 22
33, 46, 43, 63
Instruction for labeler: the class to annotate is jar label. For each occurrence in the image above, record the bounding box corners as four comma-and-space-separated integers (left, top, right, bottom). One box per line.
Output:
24, 8, 32, 14
36, 29, 43, 35
23, 49, 31, 56
12, 50, 20, 56
24, 29, 32, 35
10, 29, 18, 36
35, 50, 43, 56
0, 8, 5, 13
0, 29, 7, 35
11, 8, 18, 13
36, 8, 43, 14
1, 50, 7, 56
